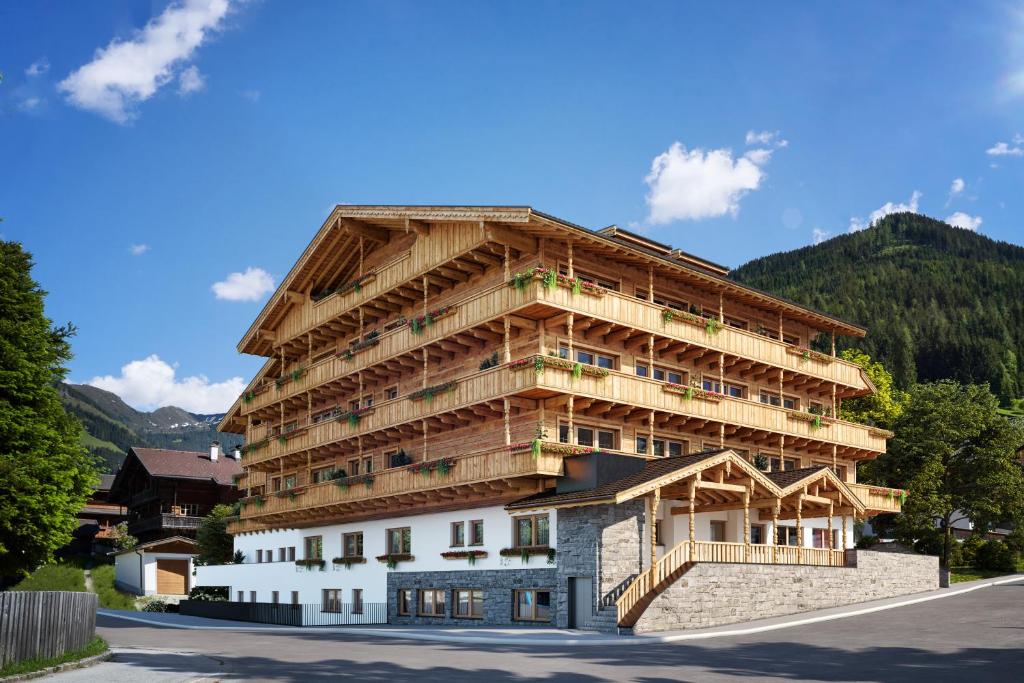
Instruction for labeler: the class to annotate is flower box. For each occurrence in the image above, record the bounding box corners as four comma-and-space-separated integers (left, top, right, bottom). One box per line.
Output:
499, 546, 557, 564
332, 556, 367, 568
785, 345, 833, 364
410, 305, 456, 335
787, 411, 836, 430
662, 383, 723, 402
407, 457, 455, 477
294, 558, 325, 571
335, 406, 374, 427
507, 354, 609, 378
441, 550, 488, 565
508, 266, 606, 297
376, 553, 414, 569
408, 381, 458, 402
312, 271, 376, 303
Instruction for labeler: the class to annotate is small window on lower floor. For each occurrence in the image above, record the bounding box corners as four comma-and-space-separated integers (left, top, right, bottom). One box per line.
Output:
418, 589, 446, 617
271, 591, 279, 604
323, 589, 342, 613
514, 589, 552, 622
237, 590, 244, 602
249, 591, 256, 603
397, 589, 412, 616
777, 526, 800, 546
750, 524, 766, 545
454, 589, 483, 618
352, 589, 363, 614
291, 591, 299, 606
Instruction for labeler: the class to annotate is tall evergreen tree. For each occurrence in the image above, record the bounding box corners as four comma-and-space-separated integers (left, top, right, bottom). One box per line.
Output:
0, 240, 96, 578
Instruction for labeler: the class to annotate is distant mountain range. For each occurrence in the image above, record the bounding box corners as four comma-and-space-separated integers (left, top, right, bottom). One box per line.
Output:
732, 213, 1024, 415
59, 383, 241, 473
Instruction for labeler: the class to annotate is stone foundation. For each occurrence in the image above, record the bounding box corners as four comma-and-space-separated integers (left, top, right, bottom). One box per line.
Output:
633, 550, 939, 633
386, 568, 557, 626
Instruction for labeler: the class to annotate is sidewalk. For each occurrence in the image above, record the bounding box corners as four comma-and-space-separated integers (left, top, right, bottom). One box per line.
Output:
98, 573, 1024, 646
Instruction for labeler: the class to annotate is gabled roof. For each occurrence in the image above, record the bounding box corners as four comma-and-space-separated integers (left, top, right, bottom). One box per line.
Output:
115, 447, 242, 490
109, 535, 198, 556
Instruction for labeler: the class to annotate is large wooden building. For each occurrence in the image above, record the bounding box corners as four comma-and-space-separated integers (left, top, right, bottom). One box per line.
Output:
197, 206, 923, 632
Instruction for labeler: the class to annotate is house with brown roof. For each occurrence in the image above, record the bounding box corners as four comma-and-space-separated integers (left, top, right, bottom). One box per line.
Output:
57, 474, 128, 559
109, 443, 242, 544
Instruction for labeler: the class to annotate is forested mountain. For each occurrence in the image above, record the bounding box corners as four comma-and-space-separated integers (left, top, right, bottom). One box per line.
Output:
731, 213, 1024, 406
59, 383, 238, 473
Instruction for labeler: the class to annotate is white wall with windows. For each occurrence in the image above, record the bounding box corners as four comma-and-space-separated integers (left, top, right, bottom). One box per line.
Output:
195, 505, 558, 605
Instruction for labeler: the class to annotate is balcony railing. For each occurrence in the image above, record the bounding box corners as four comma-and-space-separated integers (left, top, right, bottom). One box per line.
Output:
847, 483, 905, 514
128, 514, 203, 535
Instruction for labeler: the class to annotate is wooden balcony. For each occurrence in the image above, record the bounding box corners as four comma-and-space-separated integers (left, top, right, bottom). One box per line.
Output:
128, 514, 202, 536
232, 446, 564, 530
847, 483, 904, 515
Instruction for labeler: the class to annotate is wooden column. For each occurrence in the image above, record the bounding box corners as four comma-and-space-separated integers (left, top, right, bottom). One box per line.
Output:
648, 410, 655, 456
831, 383, 837, 418
719, 423, 725, 448
827, 502, 834, 552
537, 319, 545, 356
503, 244, 510, 282
503, 316, 511, 363
648, 488, 660, 570
778, 312, 784, 340
567, 240, 574, 279
503, 398, 511, 446
568, 396, 575, 446
647, 334, 655, 377
778, 435, 785, 471
422, 348, 428, 389
688, 478, 697, 555
718, 291, 724, 323
358, 236, 364, 277
831, 330, 836, 357
421, 419, 427, 461
832, 444, 838, 472
568, 313, 575, 359
539, 237, 546, 266
648, 266, 654, 302
719, 352, 725, 393
772, 499, 780, 563
841, 514, 848, 551
778, 368, 784, 405
742, 487, 750, 561
796, 495, 804, 564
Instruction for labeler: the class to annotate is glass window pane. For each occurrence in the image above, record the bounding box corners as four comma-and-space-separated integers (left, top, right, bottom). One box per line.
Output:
635, 365, 648, 377
597, 356, 613, 369
668, 442, 683, 457
576, 351, 594, 365
536, 591, 551, 621
577, 427, 594, 446
703, 379, 714, 391
472, 592, 483, 617
518, 591, 532, 619
668, 372, 683, 384
558, 425, 569, 443
653, 368, 665, 381
558, 346, 569, 359
457, 590, 469, 616
636, 437, 648, 454
652, 439, 665, 457
517, 518, 533, 546
597, 431, 614, 449
536, 516, 549, 545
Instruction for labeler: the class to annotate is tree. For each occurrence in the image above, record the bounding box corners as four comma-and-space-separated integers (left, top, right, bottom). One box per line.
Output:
0, 241, 97, 578
839, 349, 906, 428
109, 522, 137, 551
871, 381, 1024, 567
196, 504, 236, 565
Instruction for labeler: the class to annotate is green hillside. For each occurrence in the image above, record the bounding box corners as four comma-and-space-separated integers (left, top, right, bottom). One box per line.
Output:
58, 383, 240, 473
731, 213, 1024, 407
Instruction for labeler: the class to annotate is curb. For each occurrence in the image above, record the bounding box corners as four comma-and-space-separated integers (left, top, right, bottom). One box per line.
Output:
98, 574, 1024, 647
0, 650, 112, 683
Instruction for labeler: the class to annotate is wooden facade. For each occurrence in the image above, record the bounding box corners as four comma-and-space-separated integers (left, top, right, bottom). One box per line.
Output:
222, 206, 901, 535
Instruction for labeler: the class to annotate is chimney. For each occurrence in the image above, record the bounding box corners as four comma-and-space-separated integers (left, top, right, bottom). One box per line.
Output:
231, 445, 242, 461
209, 441, 221, 462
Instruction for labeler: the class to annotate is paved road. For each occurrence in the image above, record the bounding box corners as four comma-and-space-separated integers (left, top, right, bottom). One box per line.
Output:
49, 579, 1024, 682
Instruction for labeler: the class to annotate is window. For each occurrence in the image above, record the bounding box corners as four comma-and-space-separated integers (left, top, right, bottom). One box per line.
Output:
343, 532, 363, 558
770, 456, 800, 472
271, 591, 279, 604
385, 385, 399, 400
454, 589, 484, 618
559, 424, 616, 450
162, 502, 199, 517
282, 474, 297, 490
812, 529, 839, 549
291, 591, 299, 606
652, 366, 685, 385
397, 589, 412, 615
469, 520, 484, 546
634, 365, 649, 378
710, 520, 727, 542
418, 589, 446, 616
777, 526, 800, 546
278, 547, 286, 562
256, 549, 263, 563
347, 459, 360, 476
450, 521, 465, 547
760, 391, 797, 410
271, 476, 281, 492
352, 589, 363, 614
635, 288, 686, 311
782, 333, 799, 346
560, 267, 618, 291
312, 467, 337, 483
724, 316, 748, 330
703, 379, 745, 398
304, 536, 323, 560
288, 547, 296, 562
750, 525, 766, 545
637, 436, 685, 457
323, 589, 342, 613
559, 345, 616, 370
266, 548, 273, 562
387, 527, 412, 554
514, 514, 549, 547
250, 591, 257, 603
237, 590, 244, 602
655, 520, 663, 546
514, 590, 552, 622
362, 456, 373, 473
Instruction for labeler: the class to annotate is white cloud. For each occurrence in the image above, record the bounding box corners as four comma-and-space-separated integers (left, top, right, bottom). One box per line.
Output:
212, 266, 275, 301
949, 177, 965, 198
18, 97, 42, 111
644, 141, 774, 223
177, 65, 205, 95
848, 191, 922, 232
945, 211, 983, 231
812, 228, 831, 245
129, 243, 150, 256
88, 354, 244, 413
26, 57, 49, 77
986, 139, 1024, 156
57, 0, 232, 123
239, 88, 260, 102
745, 130, 788, 148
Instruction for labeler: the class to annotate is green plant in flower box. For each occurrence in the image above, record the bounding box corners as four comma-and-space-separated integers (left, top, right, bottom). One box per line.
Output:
571, 362, 583, 379
534, 355, 545, 374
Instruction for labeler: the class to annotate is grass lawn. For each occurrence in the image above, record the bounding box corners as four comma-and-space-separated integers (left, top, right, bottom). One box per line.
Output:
0, 636, 107, 678
90, 563, 137, 610
950, 559, 1024, 583
11, 562, 87, 592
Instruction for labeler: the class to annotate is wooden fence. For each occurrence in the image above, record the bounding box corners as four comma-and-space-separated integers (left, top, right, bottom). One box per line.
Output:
0, 591, 98, 667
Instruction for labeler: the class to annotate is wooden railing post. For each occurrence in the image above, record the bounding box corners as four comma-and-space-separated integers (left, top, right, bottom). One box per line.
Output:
688, 478, 697, 555
772, 498, 780, 563
743, 487, 750, 562
796, 495, 804, 564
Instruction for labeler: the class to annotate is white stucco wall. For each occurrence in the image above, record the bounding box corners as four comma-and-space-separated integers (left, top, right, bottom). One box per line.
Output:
114, 551, 195, 595
195, 505, 557, 604
114, 551, 142, 594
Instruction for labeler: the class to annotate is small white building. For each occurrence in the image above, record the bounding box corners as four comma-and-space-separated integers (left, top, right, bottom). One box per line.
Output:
112, 536, 198, 596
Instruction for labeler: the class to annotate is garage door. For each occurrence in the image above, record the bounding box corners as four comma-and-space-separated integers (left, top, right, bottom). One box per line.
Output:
156, 559, 189, 595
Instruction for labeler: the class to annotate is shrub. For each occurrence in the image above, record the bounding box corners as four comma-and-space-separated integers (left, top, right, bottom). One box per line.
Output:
855, 535, 879, 550
11, 563, 86, 592
958, 535, 987, 567
189, 586, 229, 602
91, 564, 137, 610
975, 539, 1016, 572
141, 599, 170, 612
912, 528, 944, 556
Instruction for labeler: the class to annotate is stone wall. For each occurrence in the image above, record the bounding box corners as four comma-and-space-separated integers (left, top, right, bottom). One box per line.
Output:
385, 567, 557, 626
633, 549, 939, 633
555, 500, 644, 628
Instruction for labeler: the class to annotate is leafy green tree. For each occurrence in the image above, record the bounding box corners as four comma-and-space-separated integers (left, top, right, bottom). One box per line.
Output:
0, 241, 96, 578
108, 521, 137, 551
871, 381, 1024, 567
839, 349, 906, 427
196, 504, 237, 565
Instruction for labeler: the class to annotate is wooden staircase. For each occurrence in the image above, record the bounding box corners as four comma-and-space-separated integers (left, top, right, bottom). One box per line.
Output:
615, 539, 695, 629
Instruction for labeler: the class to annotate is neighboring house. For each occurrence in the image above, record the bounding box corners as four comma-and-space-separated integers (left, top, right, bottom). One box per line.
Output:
112, 536, 198, 596
108, 444, 242, 544
195, 206, 931, 633
58, 474, 127, 558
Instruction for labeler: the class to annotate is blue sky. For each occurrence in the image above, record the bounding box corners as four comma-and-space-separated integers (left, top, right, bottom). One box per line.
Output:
1, 1, 1022, 413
